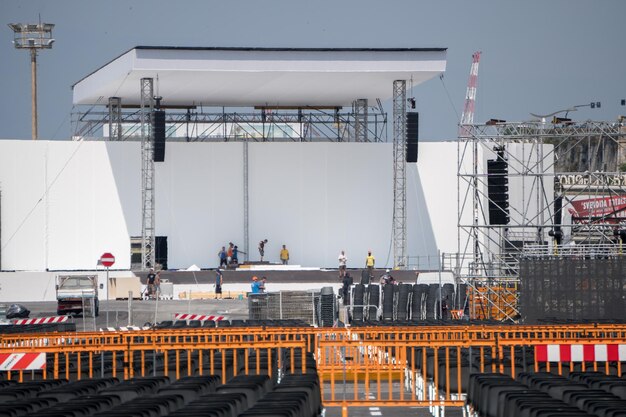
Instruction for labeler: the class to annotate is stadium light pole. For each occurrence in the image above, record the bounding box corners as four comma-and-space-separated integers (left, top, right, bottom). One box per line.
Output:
8, 22, 55, 140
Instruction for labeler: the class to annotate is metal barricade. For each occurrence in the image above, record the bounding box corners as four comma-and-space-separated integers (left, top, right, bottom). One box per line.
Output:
1, 324, 626, 412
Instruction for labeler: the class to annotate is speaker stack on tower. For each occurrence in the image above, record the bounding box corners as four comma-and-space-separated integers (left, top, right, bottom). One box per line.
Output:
487, 147, 510, 225
549, 196, 563, 244
406, 112, 419, 163
153, 110, 166, 162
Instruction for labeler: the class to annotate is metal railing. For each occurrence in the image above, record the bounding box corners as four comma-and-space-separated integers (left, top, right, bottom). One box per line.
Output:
522, 242, 624, 258
2, 324, 626, 412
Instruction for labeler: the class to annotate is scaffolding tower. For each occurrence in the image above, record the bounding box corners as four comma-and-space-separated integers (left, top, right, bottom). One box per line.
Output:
392, 80, 407, 269
458, 120, 626, 321
140, 78, 155, 270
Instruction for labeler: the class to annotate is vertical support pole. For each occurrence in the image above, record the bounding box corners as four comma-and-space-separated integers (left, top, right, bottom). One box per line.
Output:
106, 266, 110, 328
140, 78, 156, 270
31, 49, 38, 140
438, 249, 443, 319
128, 291, 133, 326
108, 97, 122, 141
354, 98, 368, 142
392, 80, 407, 269
472, 127, 480, 320
243, 139, 249, 262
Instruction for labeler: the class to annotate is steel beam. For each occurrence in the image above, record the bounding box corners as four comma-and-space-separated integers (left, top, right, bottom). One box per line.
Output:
354, 99, 368, 142
108, 97, 122, 141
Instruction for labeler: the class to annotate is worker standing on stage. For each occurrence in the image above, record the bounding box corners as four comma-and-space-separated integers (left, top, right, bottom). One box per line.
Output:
218, 246, 227, 269
365, 250, 375, 280
258, 239, 268, 261
338, 250, 347, 278
280, 245, 290, 265
226, 243, 234, 266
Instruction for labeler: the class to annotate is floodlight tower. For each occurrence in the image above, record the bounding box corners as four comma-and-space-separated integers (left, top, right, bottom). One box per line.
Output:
8, 22, 55, 140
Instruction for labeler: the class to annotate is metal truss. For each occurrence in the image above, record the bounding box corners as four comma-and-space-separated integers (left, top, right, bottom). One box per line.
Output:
140, 78, 155, 270
392, 80, 407, 269
71, 107, 387, 143
243, 139, 249, 263
107, 97, 122, 141
457, 120, 626, 320
354, 99, 368, 142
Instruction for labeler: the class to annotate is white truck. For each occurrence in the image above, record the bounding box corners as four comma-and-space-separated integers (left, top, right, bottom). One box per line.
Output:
56, 275, 100, 317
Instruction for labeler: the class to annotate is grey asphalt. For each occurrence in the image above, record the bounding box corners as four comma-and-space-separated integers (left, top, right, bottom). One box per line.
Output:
324, 406, 442, 416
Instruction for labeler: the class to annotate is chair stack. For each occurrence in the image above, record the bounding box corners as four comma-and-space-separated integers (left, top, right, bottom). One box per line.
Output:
468, 371, 626, 417
0, 368, 321, 417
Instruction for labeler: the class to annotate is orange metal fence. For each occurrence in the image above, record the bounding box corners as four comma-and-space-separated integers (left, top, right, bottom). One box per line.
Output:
1, 324, 626, 409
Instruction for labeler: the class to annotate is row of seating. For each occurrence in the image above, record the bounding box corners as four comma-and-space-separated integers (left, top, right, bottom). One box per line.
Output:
0, 361, 321, 416
468, 372, 626, 417
0, 322, 77, 334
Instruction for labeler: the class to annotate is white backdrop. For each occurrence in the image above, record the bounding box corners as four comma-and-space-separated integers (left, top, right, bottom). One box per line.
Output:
0, 140, 447, 271
248, 143, 393, 267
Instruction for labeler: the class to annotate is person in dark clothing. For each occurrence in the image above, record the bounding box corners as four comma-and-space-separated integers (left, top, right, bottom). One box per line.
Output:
215, 269, 223, 299
218, 246, 227, 268
232, 246, 239, 265
258, 239, 268, 261
146, 268, 157, 299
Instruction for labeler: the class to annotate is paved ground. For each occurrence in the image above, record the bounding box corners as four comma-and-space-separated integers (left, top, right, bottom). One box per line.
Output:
14, 298, 249, 330
324, 406, 444, 417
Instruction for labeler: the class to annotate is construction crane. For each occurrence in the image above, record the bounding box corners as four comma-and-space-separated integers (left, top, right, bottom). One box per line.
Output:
459, 51, 481, 137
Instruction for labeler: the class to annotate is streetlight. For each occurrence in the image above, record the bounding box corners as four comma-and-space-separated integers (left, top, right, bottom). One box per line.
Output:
530, 101, 601, 123
8, 22, 55, 140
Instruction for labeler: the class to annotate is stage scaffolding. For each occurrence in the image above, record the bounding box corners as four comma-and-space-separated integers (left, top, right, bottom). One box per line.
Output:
457, 120, 626, 321
72, 100, 391, 272
71, 105, 388, 143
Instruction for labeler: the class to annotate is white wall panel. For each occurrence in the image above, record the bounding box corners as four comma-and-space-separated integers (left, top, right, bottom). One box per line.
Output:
417, 142, 462, 255
156, 143, 244, 269
1, 140, 449, 271
406, 163, 438, 267
0, 141, 47, 270
46, 142, 136, 270
248, 143, 393, 268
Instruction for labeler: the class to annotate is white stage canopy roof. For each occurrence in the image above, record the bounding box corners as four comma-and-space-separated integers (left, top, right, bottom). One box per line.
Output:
72, 46, 447, 107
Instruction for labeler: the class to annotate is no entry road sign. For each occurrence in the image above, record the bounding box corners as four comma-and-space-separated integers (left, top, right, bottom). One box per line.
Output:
100, 252, 115, 268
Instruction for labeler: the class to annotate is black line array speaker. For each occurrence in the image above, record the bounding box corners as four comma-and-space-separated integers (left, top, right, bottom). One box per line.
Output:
487, 154, 510, 225
406, 112, 419, 163
155, 236, 168, 270
549, 196, 563, 244
153, 110, 166, 162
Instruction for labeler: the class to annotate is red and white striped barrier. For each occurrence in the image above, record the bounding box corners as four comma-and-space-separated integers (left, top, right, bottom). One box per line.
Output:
0, 353, 46, 371
99, 326, 151, 332
174, 313, 225, 321
12, 316, 69, 325
536, 344, 626, 362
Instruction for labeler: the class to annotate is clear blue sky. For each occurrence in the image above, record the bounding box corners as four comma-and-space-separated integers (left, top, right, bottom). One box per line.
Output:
1, 0, 625, 141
